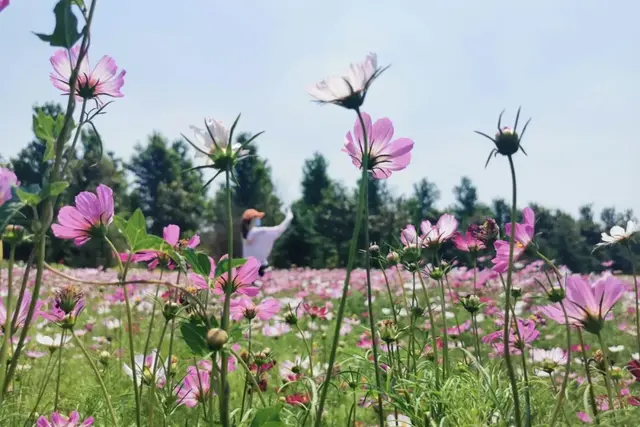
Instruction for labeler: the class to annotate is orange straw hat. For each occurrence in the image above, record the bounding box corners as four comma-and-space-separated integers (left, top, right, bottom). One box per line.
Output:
242, 209, 265, 221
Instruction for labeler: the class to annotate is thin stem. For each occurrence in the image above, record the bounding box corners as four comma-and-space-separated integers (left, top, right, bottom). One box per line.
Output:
295, 323, 314, 377
472, 312, 482, 364
0, 245, 16, 391
503, 154, 522, 427
73, 331, 119, 426
228, 348, 267, 407
164, 270, 181, 397
550, 302, 572, 426
24, 353, 55, 427
314, 109, 371, 427
219, 169, 234, 427
417, 272, 440, 388
53, 329, 66, 410
578, 329, 599, 422
240, 320, 252, 417
380, 267, 399, 326
437, 277, 450, 379
627, 243, 640, 356
596, 332, 616, 414
357, 108, 384, 427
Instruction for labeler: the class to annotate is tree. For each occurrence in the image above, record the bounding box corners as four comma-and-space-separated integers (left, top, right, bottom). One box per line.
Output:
128, 133, 206, 236
453, 176, 478, 222
406, 178, 440, 226
301, 152, 331, 207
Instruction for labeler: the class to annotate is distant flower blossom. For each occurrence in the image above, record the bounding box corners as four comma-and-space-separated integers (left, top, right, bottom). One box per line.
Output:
420, 214, 459, 246
532, 347, 567, 374
0, 167, 18, 207
51, 184, 114, 246
35, 333, 71, 351
342, 112, 414, 179
230, 297, 280, 321
0, 290, 43, 333
491, 207, 535, 273
453, 229, 486, 252
37, 410, 94, 427
280, 356, 310, 382
133, 224, 199, 270
50, 46, 125, 103
308, 53, 385, 110
541, 275, 625, 335
387, 413, 413, 426
596, 220, 639, 248
123, 350, 166, 388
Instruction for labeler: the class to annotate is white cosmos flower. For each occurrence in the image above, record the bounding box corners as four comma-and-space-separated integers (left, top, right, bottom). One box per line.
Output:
387, 413, 413, 427
596, 220, 639, 248
608, 345, 625, 353
308, 53, 384, 109
123, 349, 166, 388
36, 333, 71, 350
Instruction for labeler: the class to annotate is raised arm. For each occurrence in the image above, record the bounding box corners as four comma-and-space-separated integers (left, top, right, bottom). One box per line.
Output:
254, 209, 294, 240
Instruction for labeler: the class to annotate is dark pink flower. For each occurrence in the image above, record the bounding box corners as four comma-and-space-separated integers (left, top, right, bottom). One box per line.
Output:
134, 224, 199, 270
453, 229, 486, 252
491, 207, 535, 273
213, 256, 260, 296
51, 184, 114, 246
343, 112, 414, 179
0, 0, 8, 13
36, 410, 94, 427
50, 46, 125, 103
230, 297, 280, 321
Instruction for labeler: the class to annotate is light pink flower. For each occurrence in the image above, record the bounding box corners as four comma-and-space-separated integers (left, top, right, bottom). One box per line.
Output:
50, 45, 125, 103
541, 275, 625, 334
230, 297, 280, 321
176, 365, 212, 408
51, 184, 114, 246
214, 256, 261, 297
453, 230, 486, 252
37, 410, 94, 427
400, 224, 420, 247
343, 112, 414, 179
420, 214, 458, 246
0, 290, 43, 333
491, 207, 535, 273
0, 167, 18, 207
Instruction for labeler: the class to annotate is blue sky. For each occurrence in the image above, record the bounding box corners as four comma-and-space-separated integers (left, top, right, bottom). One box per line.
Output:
1, 0, 638, 220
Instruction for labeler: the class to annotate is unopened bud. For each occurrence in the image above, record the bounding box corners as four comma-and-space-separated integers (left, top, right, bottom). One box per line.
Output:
510, 287, 522, 299
460, 294, 481, 314
610, 366, 625, 380
494, 127, 520, 156
2, 224, 26, 244
386, 251, 400, 266
429, 268, 444, 281
284, 312, 298, 326
206, 328, 228, 351
98, 350, 111, 366
401, 245, 422, 264
547, 287, 565, 303
377, 319, 399, 344
368, 243, 380, 256
163, 301, 180, 320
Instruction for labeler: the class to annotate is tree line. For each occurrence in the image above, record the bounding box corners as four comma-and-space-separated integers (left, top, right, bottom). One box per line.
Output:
3, 102, 637, 273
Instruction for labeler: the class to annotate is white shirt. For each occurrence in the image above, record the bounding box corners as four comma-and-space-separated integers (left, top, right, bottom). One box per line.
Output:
242, 211, 294, 266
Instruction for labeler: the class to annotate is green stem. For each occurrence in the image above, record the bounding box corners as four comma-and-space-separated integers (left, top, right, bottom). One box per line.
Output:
219, 169, 234, 427
471, 313, 482, 364
314, 109, 371, 427
0, 245, 16, 391
357, 109, 384, 427
295, 323, 314, 377
24, 353, 55, 426
578, 329, 599, 422
380, 267, 399, 326
73, 331, 119, 426
240, 320, 252, 417
550, 302, 572, 426
228, 348, 267, 407
437, 277, 450, 379
627, 244, 640, 356
164, 271, 181, 397
53, 329, 66, 410
503, 155, 522, 427
418, 272, 440, 388
596, 332, 616, 414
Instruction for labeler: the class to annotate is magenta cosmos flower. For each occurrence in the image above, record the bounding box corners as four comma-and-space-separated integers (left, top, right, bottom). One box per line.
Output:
0, 290, 43, 334
541, 275, 625, 335
453, 227, 486, 252
50, 45, 125, 104
176, 364, 213, 408
420, 214, 459, 247
213, 256, 261, 297
491, 207, 535, 273
343, 112, 414, 179
133, 224, 200, 270
0, 166, 18, 207
230, 297, 281, 321
0, 0, 8, 13
51, 184, 114, 246
37, 411, 94, 427
400, 224, 420, 248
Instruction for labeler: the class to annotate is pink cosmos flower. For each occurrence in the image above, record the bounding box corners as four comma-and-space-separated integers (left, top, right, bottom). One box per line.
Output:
213, 256, 261, 297
420, 214, 459, 246
176, 365, 212, 408
453, 229, 486, 252
343, 112, 414, 179
133, 224, 200, 270
0, 0, 8, 13
0, 167, 18, 207
541, 275, 625, 335
230, 297, 280, 321
400, 224, 420, 247
51, 184, 114, 246
0, 290, 43, 334
491, 207, 535, 273
37, 411, 94, 427
50, 46, 125, 103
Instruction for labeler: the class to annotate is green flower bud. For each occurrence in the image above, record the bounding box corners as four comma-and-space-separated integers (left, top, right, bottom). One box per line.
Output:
206, 328, 228, 351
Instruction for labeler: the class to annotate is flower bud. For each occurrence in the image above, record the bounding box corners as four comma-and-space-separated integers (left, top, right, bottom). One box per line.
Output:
411, 304, 424, 319
510, 287, 522, 299
284, 312, 298, 326
547, 287, 565, 303
386, 251, 400, 266
2, 224, 26, 244
163, 301, 180, 321
377, 319, 399, 344
610, 366, 625, 381
460, 294, 481, 314
401, 245, 422, 264
98, 350, 111, 366
368, 243, 380, 256
206, 328, 228, 351
429, 268, 444, 281
494, 127, 520, 156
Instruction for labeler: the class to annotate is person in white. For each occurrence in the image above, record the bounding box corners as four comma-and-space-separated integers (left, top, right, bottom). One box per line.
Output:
241, 207, 294, 276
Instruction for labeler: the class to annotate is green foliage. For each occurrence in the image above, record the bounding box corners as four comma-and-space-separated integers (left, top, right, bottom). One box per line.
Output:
34, 0, 83, 48
184, 249, 212, 277
179, 317, 209, 356
251, 405, 285, 427
214, 257, 247, 278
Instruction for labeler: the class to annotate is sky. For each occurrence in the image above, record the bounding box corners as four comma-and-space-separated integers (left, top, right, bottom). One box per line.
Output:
1, 0, 638, 221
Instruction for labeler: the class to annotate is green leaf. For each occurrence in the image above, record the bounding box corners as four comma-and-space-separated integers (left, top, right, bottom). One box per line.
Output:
34, 0, 82, 48
0, 192, 26, 236
16, 188, 42, 207
179, 318, 208, 356
183, 249, 212, 278
42, 181, 69, 198
250, 405, 284, 427
132, 234, 171, 254
214, 258, 247, 279
113, 215, 127, 235
124, 208, 147, 249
